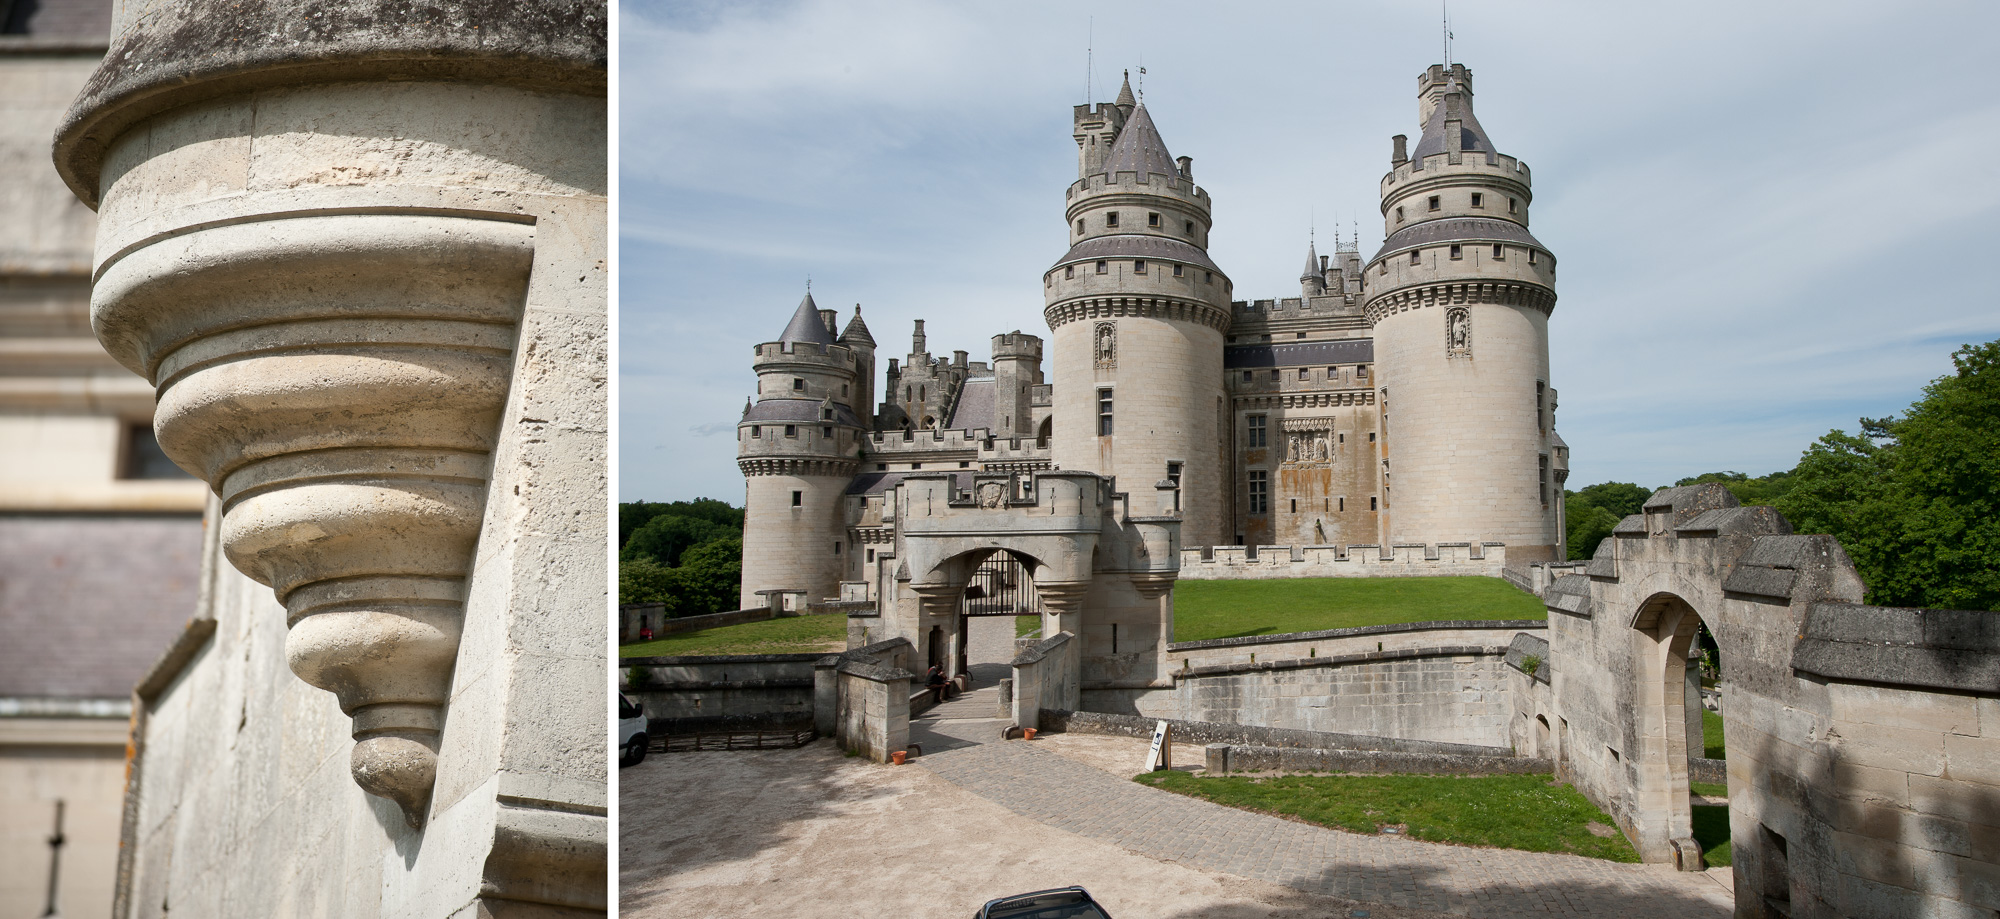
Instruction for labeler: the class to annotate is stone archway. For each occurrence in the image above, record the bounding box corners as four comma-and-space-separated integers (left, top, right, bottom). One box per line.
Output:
1630, 591, 1712, 870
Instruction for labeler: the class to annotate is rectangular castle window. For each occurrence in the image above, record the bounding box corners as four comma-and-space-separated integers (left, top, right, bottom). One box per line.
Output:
1242, 370, 1253, 382
1098, 388, 1114, 436
1269, 369, 1280, 381
1076, 219, 1085, 234
1185, 220, 1195, 234
834, 542, 841, 555
793, 378, 805, 391
784, 425, 797, 437
1105, 212, 1119, 227
911, 462, 922, 469
1297, 332, 1307, 339
1134, 259, 1147, 274
1298, 368, 1309, 380
822, 426, 833, 438
1395, 206, 1405, 223
1471, 192, 1483, 208
876, 463, 887, 470
1368, 432, 1376, 442
1205, 271, 1214, 283
1528, 249, 1539, 265
1148, 212, 1161, 227
1370, 496, 1378, 510
1065, 265, 1074, 279
1096, 260, 1108, 274
750, 426, 761, 437
959, 461, 970, 468
1450, 244, 1463, 260
1493, 244, 1504, 260
1509, 197, 1518, 213
1247, 414, 1267, 447
1172, 264, 1183, 277
791, 490, 802, 507
1338, 496, 1345, 511
867, 548, 875, 563
1357, 365, 1368, 378
1540, 454, 1550, 505
1410, 250, 1421, 265
1428, 195, 1440, 211
1290, 498, 1297, 513
1247, 471, 1268, 515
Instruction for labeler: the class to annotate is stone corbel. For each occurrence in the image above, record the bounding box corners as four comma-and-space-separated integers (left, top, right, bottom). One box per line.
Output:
92, 213, 535, 828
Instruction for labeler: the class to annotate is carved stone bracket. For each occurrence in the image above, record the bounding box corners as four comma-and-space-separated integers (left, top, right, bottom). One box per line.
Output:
92, 213, 535, 827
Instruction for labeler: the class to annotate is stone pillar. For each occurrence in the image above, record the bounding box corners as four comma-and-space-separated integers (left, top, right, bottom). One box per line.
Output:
57, 0, 607, 914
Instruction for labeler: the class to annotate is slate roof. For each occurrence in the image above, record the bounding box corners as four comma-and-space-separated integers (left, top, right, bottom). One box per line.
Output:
947, 378, 995, 431
1100, 104, 1177, 181
0, 515, 204, 699
1372, 217, 1545, 262
845, 471, 977, 496
1225, 339, 1375, 369
1410, 84, 1499, 160
777, 292, 835, 347
838, 308, 875, 346
742, 398, 864, 427
1301, 243, 1321, 281
1050, 234, 1220, 273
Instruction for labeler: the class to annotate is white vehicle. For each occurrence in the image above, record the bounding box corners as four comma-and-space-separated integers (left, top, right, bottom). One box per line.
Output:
617, 692, 648, 767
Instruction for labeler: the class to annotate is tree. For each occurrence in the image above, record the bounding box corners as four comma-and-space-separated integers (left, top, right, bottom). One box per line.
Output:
621, 514, 732, 566
1675, 470, 1794, 507
1778, 340, 2000, 610
1572, 482, 1651, 520
1565, 495, 1621, 561
618, 498, 742, 548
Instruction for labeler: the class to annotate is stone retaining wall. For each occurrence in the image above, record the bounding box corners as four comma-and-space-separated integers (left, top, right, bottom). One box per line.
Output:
1206, 744, 1552, 776
1178, 542, 1507, 579
622, 654, 820, 731
1042, 709, 1508, 757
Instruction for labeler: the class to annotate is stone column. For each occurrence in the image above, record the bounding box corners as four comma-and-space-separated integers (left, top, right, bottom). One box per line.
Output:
57, 0, 606, 911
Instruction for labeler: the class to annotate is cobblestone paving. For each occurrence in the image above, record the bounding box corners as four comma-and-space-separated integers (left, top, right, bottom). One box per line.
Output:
922, 741, 1733, 918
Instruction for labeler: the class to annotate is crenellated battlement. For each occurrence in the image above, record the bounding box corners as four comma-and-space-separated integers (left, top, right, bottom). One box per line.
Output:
1179, 541, 1508, 580
1067, 170, 1211, 210
1381, 152, 1530, 197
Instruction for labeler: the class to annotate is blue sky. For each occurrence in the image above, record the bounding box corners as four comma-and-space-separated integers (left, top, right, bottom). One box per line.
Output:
619, 0, 2000, 504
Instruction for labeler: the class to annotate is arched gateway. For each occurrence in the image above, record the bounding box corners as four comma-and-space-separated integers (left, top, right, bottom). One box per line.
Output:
1540, 484, 2000, 918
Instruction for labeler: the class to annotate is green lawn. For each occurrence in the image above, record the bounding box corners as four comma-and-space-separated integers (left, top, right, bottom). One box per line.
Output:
1137, 771, 1638, 862
1692, 804, 1732, 866
1016, 615, 1040, 638
618, 614, 845, 658
1691, 781, 1728, 799
1172, 576, 1545, 643
1702, 708, 1726, 760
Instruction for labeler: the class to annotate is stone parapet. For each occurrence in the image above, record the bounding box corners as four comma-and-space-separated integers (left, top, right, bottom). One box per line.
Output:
1177, 542, 1506, 579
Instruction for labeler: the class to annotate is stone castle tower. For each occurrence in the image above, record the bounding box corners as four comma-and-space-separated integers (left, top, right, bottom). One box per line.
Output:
1044, 72, 1234, 545
738, 293, 871, 606
1362, 64, 1562, 562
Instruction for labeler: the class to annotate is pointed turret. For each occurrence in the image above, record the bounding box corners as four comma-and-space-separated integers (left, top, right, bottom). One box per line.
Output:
838, 304, 875, 346
1100, 103, 1176, 181
1300, 241, 1324, 295
778, 291, 836, 347
1410, 69, 1497, 161
1114, 70, 1136, 117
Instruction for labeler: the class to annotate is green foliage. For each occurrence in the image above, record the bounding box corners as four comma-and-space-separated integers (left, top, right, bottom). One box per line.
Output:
622, 514, 733, 566
617, 614, 845, 657
1572, 482, 1651, 520
618, 498, 743, 548
617, 499, 747, 617
1521, 654, 1542, 676
1777, 340, 2000, 610
1136, 771, 1639, 862
1563, 495, 1621, 561
1172, 577, 1545, 643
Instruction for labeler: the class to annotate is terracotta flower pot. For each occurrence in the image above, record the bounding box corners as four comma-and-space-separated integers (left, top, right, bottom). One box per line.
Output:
891, 750, 907, 765
1023, 728, 1038, 740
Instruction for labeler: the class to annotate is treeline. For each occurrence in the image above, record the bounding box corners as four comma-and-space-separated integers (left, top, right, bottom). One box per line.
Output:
618, 498, 744, 615
1565, 340, 2000, 611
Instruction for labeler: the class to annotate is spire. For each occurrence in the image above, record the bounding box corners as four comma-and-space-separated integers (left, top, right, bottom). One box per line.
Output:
838, 304, 875, 346
777, 291, 835, 346
1411, 70, 1497, 160
1099, 103, 1176, 181
1115, 69, 1136, 108
1300, 242, 1321, 283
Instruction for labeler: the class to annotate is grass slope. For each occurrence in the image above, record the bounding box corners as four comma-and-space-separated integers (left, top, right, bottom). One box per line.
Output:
1703, 708, 1726, 760
618, 614, 845, 658
1172, 576, 1546, 643
1692, 805, 1732, 866
1137, 771, 1638, 862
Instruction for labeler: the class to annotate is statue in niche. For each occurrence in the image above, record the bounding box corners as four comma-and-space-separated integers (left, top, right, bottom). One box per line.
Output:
1313, 435, 1328, 462
1446, 307, 1472, 358
1286, 434, 1301, 463
1094, 322, 1116, 369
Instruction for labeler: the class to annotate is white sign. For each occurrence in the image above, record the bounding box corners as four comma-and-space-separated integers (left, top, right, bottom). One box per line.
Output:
1144, 720, 1172, 772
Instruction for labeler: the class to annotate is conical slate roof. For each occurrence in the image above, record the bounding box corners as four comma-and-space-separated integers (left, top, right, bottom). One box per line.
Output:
1410, 82, 1498, 160
839, 305, 875, 346
1115, 71, 1136, 108
1300, 242, 1321, 281
1101, 103, 1177, 180
777, 292, 835, 346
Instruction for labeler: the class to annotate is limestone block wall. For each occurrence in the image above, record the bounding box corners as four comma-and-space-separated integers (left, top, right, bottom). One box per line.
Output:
622, 654, 819, 732
1177, 542, 1507, 579
1010, 631, 1080, 732
835, 662, 911, 762
1165, 619, 1543, 671
1130, 648, 1514, 749
740, 471, 850, 606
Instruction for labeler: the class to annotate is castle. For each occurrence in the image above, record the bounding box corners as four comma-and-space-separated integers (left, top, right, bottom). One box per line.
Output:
738, 64, 1568, 606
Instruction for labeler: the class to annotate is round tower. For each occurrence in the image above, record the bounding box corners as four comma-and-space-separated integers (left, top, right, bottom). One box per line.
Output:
1362, 64, 1561, 563
1045, 75, 1233, 545
739, 292, 864, 607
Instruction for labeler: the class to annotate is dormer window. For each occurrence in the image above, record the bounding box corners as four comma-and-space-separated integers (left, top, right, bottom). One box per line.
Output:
1147, 212, 1161, 227
1427, 195, 1440, 211
1105, 212, 1119, 227
822, 408, 833, 419
1471, 193, 1483, 208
